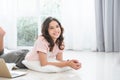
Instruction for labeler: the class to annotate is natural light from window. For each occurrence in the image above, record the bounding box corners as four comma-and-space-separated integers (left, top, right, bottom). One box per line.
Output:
0, 0, 96, 51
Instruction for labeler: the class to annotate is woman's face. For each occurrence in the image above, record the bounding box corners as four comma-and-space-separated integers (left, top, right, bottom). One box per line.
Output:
48, 20, 61, 42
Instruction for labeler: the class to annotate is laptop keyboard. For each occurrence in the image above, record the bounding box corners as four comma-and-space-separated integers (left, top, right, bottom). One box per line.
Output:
11, 72, 19, 76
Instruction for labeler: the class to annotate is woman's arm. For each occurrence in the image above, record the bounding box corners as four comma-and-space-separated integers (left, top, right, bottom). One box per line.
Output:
38, 51, 68, 67
38, 51, 81, 70
56, 52, 82, 70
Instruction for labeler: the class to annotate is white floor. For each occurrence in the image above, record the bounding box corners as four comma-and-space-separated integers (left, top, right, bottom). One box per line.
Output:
0, 50, 120, 80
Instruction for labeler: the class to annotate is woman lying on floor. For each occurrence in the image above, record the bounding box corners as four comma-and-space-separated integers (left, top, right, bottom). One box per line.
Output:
0, 18, 82, 72
0, 27, 29, 68
22, 17, 82, 72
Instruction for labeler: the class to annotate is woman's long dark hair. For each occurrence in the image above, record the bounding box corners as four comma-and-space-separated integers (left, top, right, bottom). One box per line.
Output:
41, 17, 64, 52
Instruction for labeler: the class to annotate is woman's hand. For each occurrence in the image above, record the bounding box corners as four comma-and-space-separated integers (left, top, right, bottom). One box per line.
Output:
67, 59, 82, 70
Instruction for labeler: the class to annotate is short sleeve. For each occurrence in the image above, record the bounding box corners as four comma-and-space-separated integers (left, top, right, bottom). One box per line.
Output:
34, 36, 49, 54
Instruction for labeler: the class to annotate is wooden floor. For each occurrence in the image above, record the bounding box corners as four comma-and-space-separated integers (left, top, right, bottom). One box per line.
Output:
0, 50, 120, 80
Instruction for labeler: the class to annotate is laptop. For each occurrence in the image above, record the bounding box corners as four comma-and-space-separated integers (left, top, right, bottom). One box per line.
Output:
0, 58, 27, 78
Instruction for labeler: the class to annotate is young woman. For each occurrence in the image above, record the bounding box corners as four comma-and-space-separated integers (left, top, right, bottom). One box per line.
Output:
24, 17, 81, 71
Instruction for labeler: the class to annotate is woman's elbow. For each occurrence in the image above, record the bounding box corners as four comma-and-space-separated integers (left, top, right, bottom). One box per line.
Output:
40, 62, 48, 66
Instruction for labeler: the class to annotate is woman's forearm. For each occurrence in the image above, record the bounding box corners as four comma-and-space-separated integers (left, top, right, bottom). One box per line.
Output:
42, 61, 70, 67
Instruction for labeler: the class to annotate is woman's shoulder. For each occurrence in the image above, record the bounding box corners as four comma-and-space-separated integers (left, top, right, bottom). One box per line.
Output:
38, 35, 44, 40
37, 35, 48, 43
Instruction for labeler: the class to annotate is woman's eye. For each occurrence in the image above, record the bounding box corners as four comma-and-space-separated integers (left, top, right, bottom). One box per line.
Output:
49, 26, 54, 29
49, 25, 59, 29
56, 25, 60, 28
